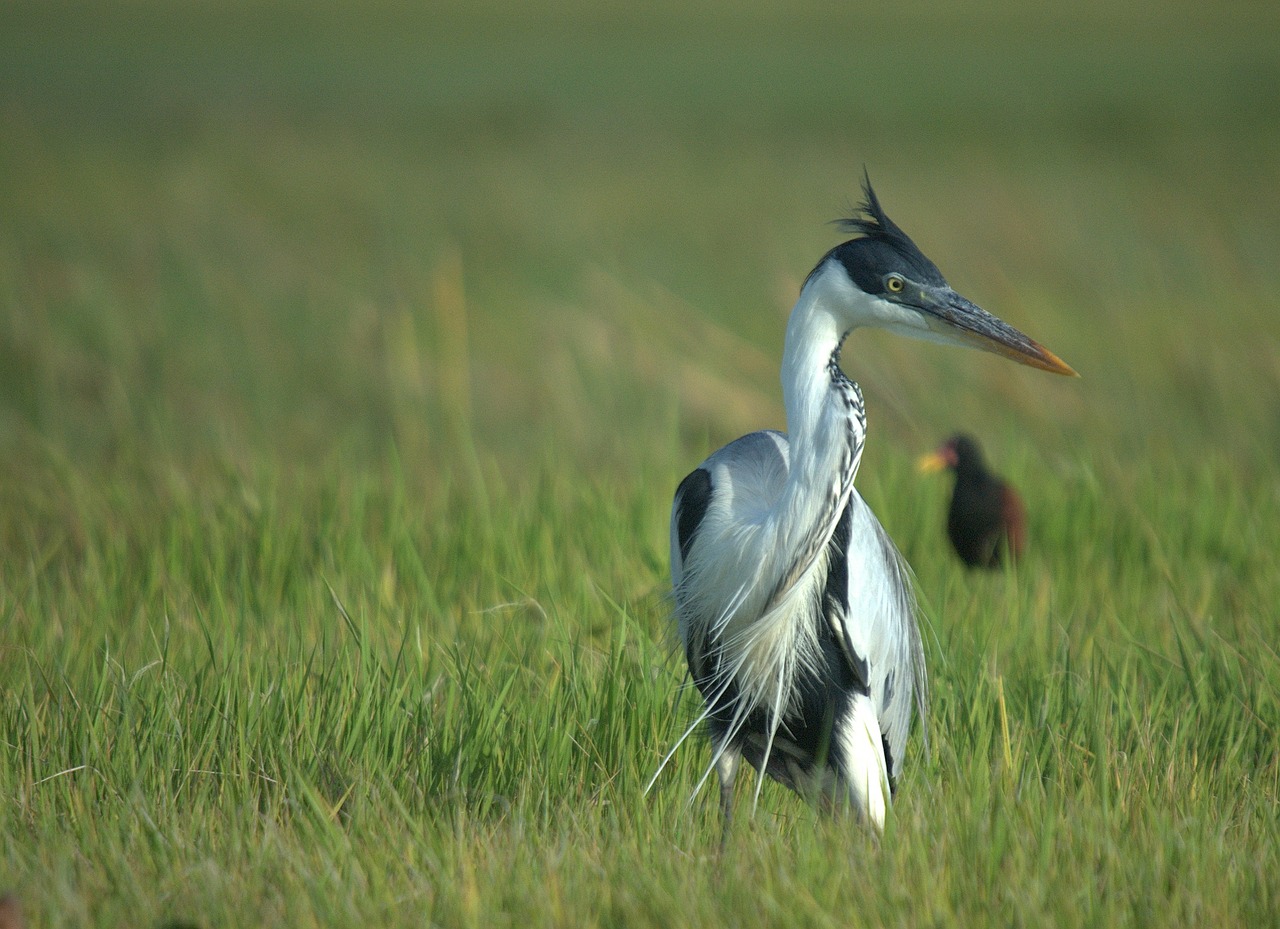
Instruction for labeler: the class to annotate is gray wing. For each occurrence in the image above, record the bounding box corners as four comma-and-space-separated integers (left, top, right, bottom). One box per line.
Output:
838, 490, 928, 781
670, 430, 790, 649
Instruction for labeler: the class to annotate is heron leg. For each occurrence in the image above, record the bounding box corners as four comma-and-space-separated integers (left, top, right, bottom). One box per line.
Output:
715, 746, 740, 851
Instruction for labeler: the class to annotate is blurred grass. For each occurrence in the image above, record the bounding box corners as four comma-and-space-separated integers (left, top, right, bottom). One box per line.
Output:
2, 0, 1280, 926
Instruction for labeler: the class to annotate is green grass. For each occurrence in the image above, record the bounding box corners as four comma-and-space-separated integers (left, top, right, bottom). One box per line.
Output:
2, 1, 1280, 925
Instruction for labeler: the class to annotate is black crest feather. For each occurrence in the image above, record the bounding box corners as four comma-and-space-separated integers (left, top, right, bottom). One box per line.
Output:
808, 171, 947, 290
835, 171, 916, 253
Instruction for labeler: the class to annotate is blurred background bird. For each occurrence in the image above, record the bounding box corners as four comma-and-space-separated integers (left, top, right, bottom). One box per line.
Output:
918, 434, 1026, 569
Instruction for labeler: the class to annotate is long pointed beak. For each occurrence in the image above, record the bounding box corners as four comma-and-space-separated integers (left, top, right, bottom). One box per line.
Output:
924, 289, 1077, 377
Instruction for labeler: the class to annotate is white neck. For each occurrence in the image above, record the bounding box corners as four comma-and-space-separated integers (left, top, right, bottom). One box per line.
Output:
780, 264, 869, 501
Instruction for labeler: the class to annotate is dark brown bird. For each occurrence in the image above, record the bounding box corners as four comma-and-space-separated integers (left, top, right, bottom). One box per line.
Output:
918, 434, 1026, 568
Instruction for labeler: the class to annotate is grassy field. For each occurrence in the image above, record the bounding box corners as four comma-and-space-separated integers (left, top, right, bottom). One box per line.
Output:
2, 1, 1280, 925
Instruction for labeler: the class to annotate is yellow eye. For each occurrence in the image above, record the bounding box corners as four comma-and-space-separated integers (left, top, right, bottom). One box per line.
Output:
886, 275, 905, 294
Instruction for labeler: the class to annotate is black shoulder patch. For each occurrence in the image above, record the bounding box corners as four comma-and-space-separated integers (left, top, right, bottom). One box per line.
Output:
674, 468, 713, 563
824, 501, 870, 694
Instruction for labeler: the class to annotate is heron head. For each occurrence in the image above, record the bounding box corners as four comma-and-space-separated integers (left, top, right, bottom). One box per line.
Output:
810, 174, 1076, 377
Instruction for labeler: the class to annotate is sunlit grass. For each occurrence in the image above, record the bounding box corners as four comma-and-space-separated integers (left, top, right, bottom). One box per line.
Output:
2, 0, 1280, 925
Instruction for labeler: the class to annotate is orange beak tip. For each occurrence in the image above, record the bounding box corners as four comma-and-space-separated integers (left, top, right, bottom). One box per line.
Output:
1033, 344, 1078, 378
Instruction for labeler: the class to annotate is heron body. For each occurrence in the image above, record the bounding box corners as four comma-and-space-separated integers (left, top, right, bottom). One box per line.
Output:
920, 434, 1027, 568
664, 177, 1074, 834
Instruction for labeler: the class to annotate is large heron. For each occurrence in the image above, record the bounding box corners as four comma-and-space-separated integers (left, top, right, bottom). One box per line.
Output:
662, 177, 1074, 833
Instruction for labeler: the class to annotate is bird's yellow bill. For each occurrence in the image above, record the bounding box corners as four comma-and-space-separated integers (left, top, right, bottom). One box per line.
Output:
916, 451, 950, 474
